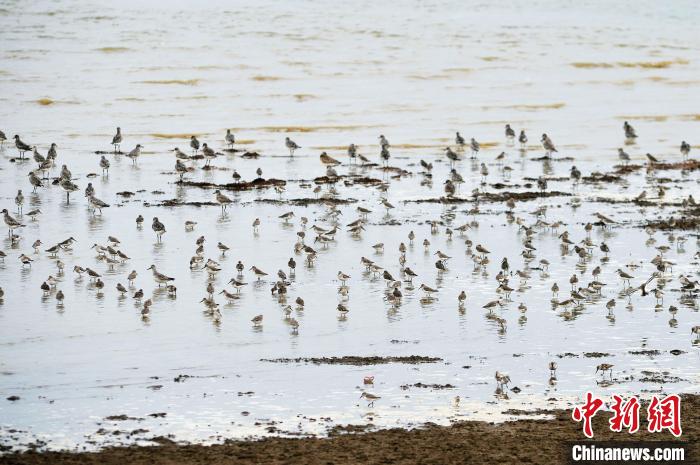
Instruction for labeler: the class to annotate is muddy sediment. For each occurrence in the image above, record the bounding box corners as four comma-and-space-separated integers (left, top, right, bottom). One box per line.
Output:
3, 395, 696, 465
261, 356, 443, 365
313, 175, 384, 185
255, 198, 358, 206
148, 200, 218, 207
406, 190, 572, 204
643, 211, 700, 230
175, 178, 286, 191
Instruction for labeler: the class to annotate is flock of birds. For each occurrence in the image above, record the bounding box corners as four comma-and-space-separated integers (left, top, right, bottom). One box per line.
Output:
1, 121, 699, 407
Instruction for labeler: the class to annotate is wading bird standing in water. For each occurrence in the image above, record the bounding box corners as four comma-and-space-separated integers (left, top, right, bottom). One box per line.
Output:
111, 127, 122, 152
285, 137, 300, 156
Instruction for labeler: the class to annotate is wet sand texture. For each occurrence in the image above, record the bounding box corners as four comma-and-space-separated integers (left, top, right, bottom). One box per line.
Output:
2, 395, 697, 465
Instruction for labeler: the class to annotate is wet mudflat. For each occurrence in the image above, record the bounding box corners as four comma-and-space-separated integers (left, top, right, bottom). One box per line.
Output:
0, 0, 699, 457
2, 396, 698, 465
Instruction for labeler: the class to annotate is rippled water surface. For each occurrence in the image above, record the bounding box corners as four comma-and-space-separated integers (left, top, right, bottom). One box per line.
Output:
0, 0, 699, 452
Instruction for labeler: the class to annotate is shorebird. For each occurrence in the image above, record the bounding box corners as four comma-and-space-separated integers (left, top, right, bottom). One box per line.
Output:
444, 179, 455, 197
87, 195, 110, 215
250, 266, 268, 280
596, 363, 614, 379
380, 146, 390, 167
505, 124, 515, 141
379, 134, 390, 149
175, 159, 188, 180
279, 211, 295, 223
570, 165, 581, 184
287, 257, 296, 275
680, 141, 690, 159
483, 299, 503, 312
618, 148, 630, 165
419, 284, 437, 297
214, 190, 232, 212
14, 190, 24, 214
55, 162, 72, 181
455, 131, 465, 148
32, 146, 45, 166
480, 163, 488, 183
202, 143, 216, 165
251, 314, 263, 327
518, 130, 528, 147
285, 137, 300, 156
147, 265, 175, 286
623, 121, 637, 140
228, 278, 248, 293
40, 281, 50, 296
225, 129, 235, 148
56, 290, 64, 306
111, 127, 122, 152
475, 244, 490, 257
126, 144, 142, 164
85, 268, 101, 281
692, 326, 700, 340
435, 250, 451, 261
288, 317, 299, 333
540, 133, 557, 158
28, 171, 43, 192
19, 254, 33, 267
381, 199, 394, 214
347, 143, 357, 162
445, 147, 459, 167
2, 209, 25, 237
549, 362, 557, 376
217, 242, 229, 255
46, 142, 57, 161
606, 299, 616, 313
320, 152, 341, 166
99, 155, 110, 175
458, 290, 466, 306
219, 289, 237, 302
359, 392, 380, 407
59, 178, 79, 203
337, 271, 351, 286
495, 371, 511, 389
152, 217, 166, 241
173, 147, 190, 160
0, 129, 5, 147
616, 269, 634, 287
403, 267, 417, 283
190, 135, 200, 154
84, 182, 95, 198
14, 135, 31, 158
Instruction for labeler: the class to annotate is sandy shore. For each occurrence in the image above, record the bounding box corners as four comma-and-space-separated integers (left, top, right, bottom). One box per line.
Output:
2, 395, 697, 465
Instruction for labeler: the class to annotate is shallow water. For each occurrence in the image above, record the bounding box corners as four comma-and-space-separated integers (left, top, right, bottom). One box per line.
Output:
0, 0, 699, 452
